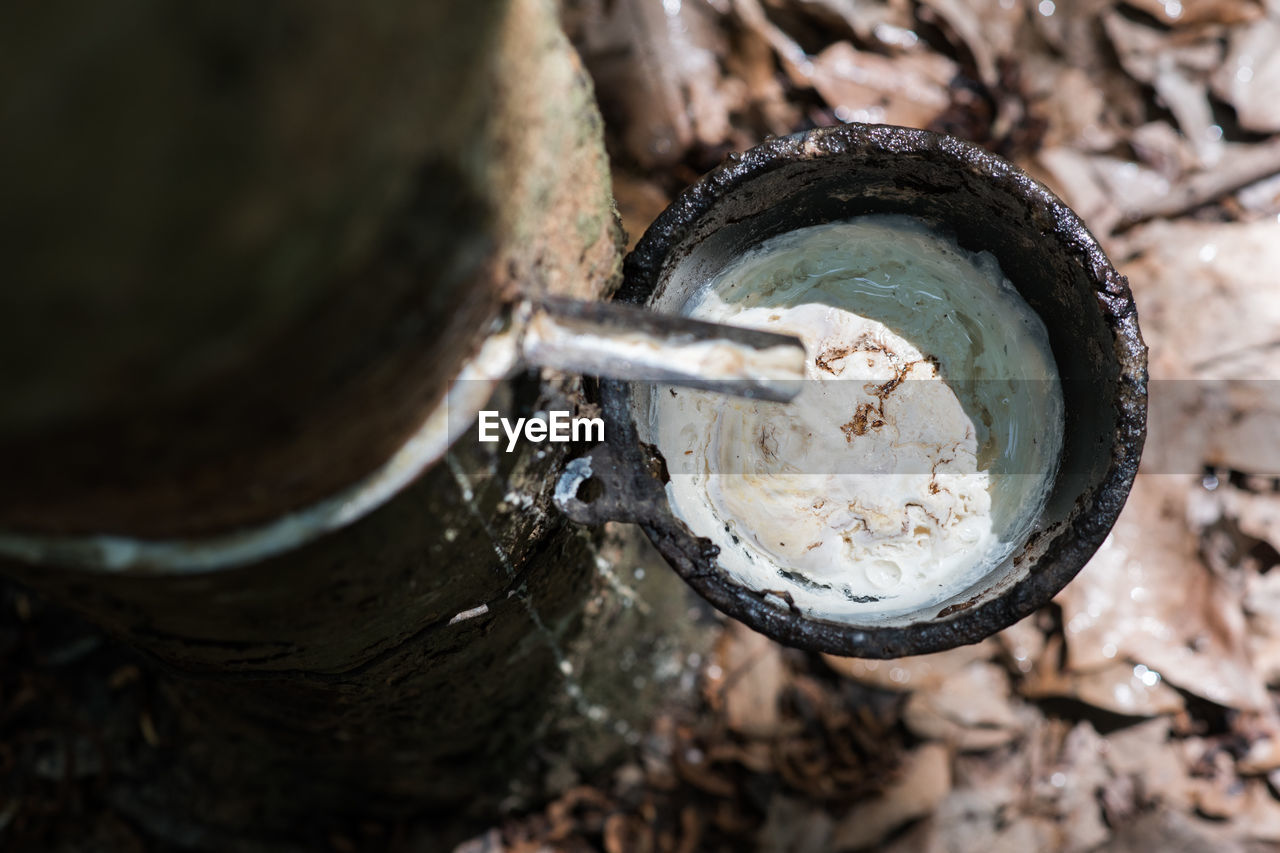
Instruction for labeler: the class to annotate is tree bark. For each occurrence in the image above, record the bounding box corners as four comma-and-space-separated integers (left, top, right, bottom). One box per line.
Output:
0, 0, 616, 537
0, 0, 705, 846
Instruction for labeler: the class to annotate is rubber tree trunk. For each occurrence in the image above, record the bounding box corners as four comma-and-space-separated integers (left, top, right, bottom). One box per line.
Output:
0, 0, 703, 846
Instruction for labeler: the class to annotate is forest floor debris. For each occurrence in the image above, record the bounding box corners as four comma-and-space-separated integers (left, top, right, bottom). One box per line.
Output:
461, 1, 1280, 850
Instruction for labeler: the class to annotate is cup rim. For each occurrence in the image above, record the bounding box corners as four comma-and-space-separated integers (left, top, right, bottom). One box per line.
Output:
599, 122, 1148, 658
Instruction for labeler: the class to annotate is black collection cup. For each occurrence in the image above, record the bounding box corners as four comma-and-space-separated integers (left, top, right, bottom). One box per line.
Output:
559, 123, 1147, 658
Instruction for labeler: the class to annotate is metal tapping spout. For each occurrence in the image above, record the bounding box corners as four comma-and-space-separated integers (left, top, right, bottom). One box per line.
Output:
519, 296, 806, 402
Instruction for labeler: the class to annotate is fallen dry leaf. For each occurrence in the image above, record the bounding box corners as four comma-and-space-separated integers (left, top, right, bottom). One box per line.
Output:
732, 0, 811, 85
1041, 139, 1280, 235
1028, 0, 1117, 75
822, 639, 996, 692
574, 0, 733, 167
1237, 736, 1280, 775
808, 41, 956, 127
878, 736, 1076, 852
1209, 484, 1280, 559
1096, 808, 1245, 853
997, 614, 1046, 674
787, 0, 917, 47
709, 621, 786, 737
902, 662, 1023, 751
1088, 155, 1175, 220
1035, 66, 1117, 152
1021, 656, 1186, 717
1123, 219, 1280, 475
830, 742, 952, 851
915, 0, 1022, 87
1211, 18, 1280, 133
1236, 171, 1280, 215
1129, 120, 1199, 178
1054, 474, 1269, 713
1191, 753, 1248, 819
1126, 0, 1264, 27
1234, 781, 1280, 842
879, 810, 1061, 853
1104, 718, 1193, 811
1244, 567, 1280, 687
723, 21, 801, 138
757, 795, 834, 853
1052, 722, 1113, 852
1101, 9, 1224, 167
611, 172, 671, 251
